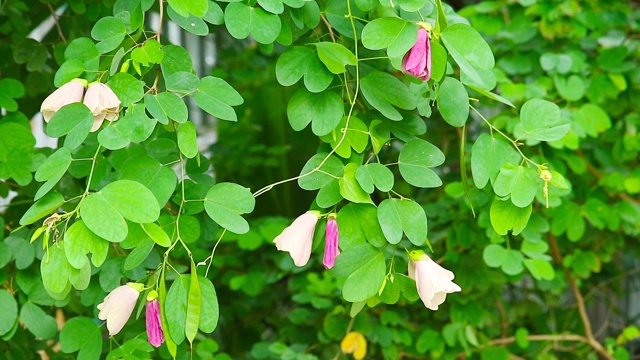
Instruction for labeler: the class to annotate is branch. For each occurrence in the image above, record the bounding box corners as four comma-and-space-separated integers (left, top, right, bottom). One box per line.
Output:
576, 149, 640, 206
547, 233, 615, 360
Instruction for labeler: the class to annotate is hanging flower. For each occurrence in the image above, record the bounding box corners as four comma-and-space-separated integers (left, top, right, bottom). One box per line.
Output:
97, 283, 143, 336
146, 291, 165, 347
408, 250, 461, 310
402, 23, 432, 81
40, 78, 87, 122
273, 211, 320, 267
83, 82, 121, 132
340, 331, 367, 360
323, 214, 340, 269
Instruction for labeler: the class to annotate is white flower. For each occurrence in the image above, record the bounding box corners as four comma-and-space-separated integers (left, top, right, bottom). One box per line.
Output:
83, 82, 121, 132
408, 251, 461, 310
97, 283, 142, 336
273, 211, 320, 267
40, 78, 87, 122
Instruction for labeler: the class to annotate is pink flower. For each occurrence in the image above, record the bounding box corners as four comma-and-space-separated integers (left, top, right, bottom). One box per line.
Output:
408, 251, 461, 310
273, 211, 320, 267
40, 78, 87, 122
323, 215, 340, 269
83, 82, 121, 132
97, 283, 142, 336
402, 27, 432, 81
146, 297, 165, 347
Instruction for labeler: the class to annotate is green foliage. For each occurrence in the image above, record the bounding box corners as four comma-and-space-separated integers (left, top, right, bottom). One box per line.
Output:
0, 0, 639, 359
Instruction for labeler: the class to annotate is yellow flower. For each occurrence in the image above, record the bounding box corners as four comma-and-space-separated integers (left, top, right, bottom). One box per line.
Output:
341, 331, 367, 360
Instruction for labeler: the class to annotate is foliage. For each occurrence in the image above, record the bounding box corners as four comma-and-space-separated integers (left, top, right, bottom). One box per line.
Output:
0, 0, 639, 359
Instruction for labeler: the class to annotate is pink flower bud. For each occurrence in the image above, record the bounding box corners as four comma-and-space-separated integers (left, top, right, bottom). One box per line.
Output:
97, 283, 142, 335
402, 27, 432, 81
273, 211, 320, 267
323, 215, 340, 269
83, 82, 121, 132
408, 251, 461, 310
146, 299, 165, 347
40, 79, 86, 122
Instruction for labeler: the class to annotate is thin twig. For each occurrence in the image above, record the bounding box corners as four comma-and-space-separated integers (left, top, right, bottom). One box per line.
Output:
46, 3, 66, 42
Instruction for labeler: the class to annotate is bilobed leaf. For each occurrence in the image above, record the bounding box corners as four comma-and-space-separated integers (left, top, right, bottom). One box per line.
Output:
194, 76, 243, 122
19, 192, 64, 226
46, 103, 94, 149
316, 179, 343, 208
298, 153, 344, 190
471, 134, 521, 189
131, 39, 164, 66
337, 203, 386, 248
493, 164, 539, 208
490, 199, 531, 236
100, 180, 160, 223
144, 92, 188, 124
313, 42, 357, 74
320, 116, 369, 158
361, 71, 416, 121
437, 77, 469, 127
361, 17, 417, 58
339, 163, 373, 204
120, 155, 178, 207
224, 3, 281, 44
287, 88, 344, 136
177, 122, 198, 158
80, 193, 128, 243
204, 183, 255, 234
185, 263, 201, 344
355, 163, 394, 193
91, 16, 127, 53
275, 46, 333, 93
518, 99, 569, 142
398, 139, 445, 188
377, 198, 428, 246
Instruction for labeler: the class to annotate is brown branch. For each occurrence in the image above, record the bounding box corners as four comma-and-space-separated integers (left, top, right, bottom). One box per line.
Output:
320, 14, 336, 42
496, 298, 508, 338
46, 3, 66, 42
547, 233, 614, 360
575, 149, 640, 205
488, 333, 589, 346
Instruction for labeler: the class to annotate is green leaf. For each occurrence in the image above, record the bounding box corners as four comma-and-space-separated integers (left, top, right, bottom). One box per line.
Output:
361, 71, 416, 121
5, 236, 35, 270
331, 244, 385, 302
339, 163, 373, 204
437, 77, 469, 127
204, 183, 255, 234
518, 99, 569, 142
398, 139, 445, 188
161, 45, 193, 78
120, 155, 178, 207
377, 198, 428, 246
441, 23, 495, 85
203, 1, 224, 25
275, 46, 333, 93
198, 276, 219, 333
313, 42, 357, 74
141, 223, 171, 247
194, 76, 243, 122
80, 193, 128, 243
64, 38, 100, 76
91, 16, 127, 53
573, 104, 611, 137
20, 302, 58, 339
482, 244, 506, 268
317, 179, 343, 208
60, 317, 103, 360
493, 164, 539, 208
165, 277, 188, 345
0, 290, 18, 336
167, 0, 208, 17
554, 74, 585, 102
158, 272, 177, 356
470, 134, 521, 189
19, 192, 64, 226
224, 3, 281, 44
34, 148, 71, 199
361, 18, 417, 58
337, 203, 386, 248
502, 250, 524, 275
167, 7, 209, 36
177, 122, 198, 158
100, 180, 160, 223
320, 116, 369, 158
186, 263, 202, 344
490, 199, 531, 236
107, 73, 145, 106
46, 103, 94, 149
257, 0, 284, 14
124, 238, 154, 270
144, 92, 188, 124
524, 259, 555, 280
298, 153, 344, 190
65, 220, 109, 268
131, 39, 164, 66
287, 89, 344, 136
355, 163, 394, 193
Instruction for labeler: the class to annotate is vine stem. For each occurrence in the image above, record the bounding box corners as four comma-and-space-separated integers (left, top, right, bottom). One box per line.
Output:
252, 0, 362, 199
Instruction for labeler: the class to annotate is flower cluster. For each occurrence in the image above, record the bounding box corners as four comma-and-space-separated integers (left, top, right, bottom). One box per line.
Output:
96, 283, 165, 347
40, 78, 121, 132
273, 211, 341, 269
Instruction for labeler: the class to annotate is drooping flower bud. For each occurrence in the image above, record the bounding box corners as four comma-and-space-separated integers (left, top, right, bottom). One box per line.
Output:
323, 214, 340, 269
40, 78, 87, 122
402, 23, 432, 82
273, 211, 320, 267
408, 250, 461, 310
97, 283, 143, 336
83, 82, 121, 132
145, 290, 165, 347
